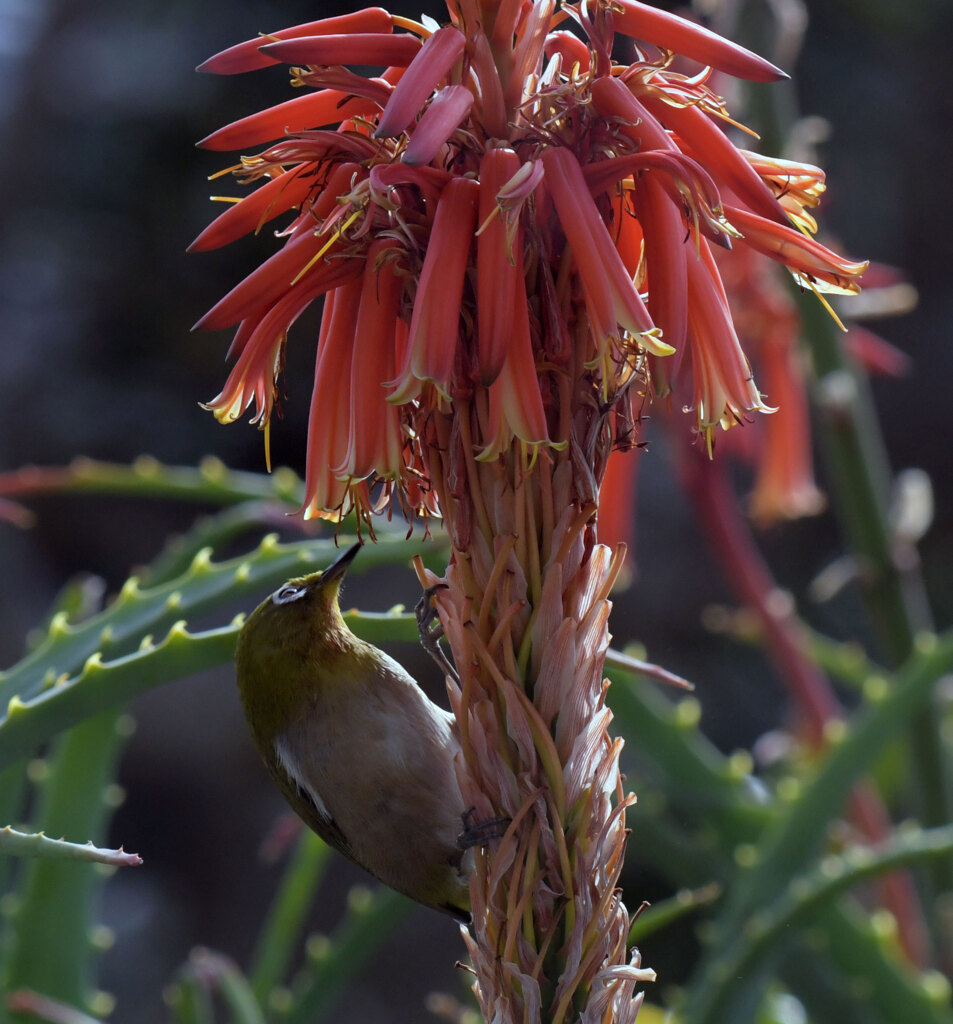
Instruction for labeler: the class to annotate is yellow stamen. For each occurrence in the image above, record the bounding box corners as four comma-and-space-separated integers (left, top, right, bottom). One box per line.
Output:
263, 419, 273, 473
475, 205, 501, 238
391, 14, 431, 37
809, 282, 849, 332
208, 164, 243, 181
289, 209, 362, 287
717, 111, 760, 139
209, 196, 243, 205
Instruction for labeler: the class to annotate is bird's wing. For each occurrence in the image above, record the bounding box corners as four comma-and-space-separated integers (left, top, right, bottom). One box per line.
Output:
272, 736, 355, 860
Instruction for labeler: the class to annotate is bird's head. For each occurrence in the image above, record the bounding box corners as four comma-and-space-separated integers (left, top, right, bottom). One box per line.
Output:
235, 542, 362, 739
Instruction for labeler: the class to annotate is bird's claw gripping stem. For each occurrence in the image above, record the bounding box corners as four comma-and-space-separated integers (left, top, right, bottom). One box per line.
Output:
415, 583, 459, 684
456, 807, 511, 850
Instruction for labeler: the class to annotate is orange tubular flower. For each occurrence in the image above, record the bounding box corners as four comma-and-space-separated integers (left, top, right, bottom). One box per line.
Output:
194, 2, 863, 1019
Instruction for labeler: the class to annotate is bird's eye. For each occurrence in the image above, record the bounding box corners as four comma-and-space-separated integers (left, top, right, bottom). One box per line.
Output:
272, 583, 308, 606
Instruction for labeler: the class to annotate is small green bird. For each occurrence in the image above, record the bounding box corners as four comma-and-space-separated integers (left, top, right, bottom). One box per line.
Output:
235, 543, 470, 919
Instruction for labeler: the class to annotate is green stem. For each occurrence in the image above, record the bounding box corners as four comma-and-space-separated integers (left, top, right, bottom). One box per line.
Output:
799, 293, 934, 660
734, 0, 952, 941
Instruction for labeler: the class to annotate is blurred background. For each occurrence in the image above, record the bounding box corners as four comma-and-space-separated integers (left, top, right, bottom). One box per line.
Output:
0, 0, 951, 1018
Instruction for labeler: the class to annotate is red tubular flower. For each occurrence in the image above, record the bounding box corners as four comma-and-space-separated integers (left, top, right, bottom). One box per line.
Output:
259, 33, 422, 67
749, 324, 825, 525
388, 175, 480, 404
339, 242, 405, 480
194, 231, 360, 333
609, 0, 786, 81
684, 236, 772, 446
301, 282, 362, 519
636, 89, 789, 226
401, 84, 474, 166
632, 171, 689, 364
188, 169, 315, 252
197, 89, 388, 151
196, 8, 395, 74
477, 148, 530, 385
541, 147, 670, 358
375, 26, 467, 138
724, 203, 868, 293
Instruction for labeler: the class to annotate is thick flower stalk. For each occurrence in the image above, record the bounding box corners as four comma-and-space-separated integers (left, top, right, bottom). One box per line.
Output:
193, 1, 865, 1019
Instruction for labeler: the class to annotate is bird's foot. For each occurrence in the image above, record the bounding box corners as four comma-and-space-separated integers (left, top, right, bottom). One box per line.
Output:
416, 583, 459, 683
456, 807, 511, 851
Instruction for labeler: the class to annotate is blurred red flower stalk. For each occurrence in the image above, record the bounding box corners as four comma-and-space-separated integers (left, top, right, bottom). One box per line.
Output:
193, 1, 864, 1019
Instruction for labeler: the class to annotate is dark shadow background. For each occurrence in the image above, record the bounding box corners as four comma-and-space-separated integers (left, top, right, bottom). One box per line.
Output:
0, 0, 951, 1018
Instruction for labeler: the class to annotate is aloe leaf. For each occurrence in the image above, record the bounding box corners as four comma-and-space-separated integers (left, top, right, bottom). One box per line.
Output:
694, 825, 953, 1024
3, 989, 102, 1024
0, 622, 237, 772
607, 644, 953, 1024
184, 949, 265, 1024
0, 533, 432, 710
144, 501, 309, 586
0, 457, 304, 510
608, 663, 774, 829
285, 887, 412, 1023
712, 633, 953, 929
627, 884, 721, 944
705, 602, 877, 692
0, 603, 430, 773
165, 964, 215, 1024
0, 828, 141, 868
687, 632, 953, 1023
249, 829, 331, 1006
0, 763, 27, 886
812, 902, 953, 1024
779, 901, 953, 1024
1, 712, 127, 1016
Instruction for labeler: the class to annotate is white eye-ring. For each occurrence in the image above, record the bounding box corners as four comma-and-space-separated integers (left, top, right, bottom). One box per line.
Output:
272, 583, 308, 606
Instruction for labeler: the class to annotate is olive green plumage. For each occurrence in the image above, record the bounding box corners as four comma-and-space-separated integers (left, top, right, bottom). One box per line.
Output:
235, 544, 469, 919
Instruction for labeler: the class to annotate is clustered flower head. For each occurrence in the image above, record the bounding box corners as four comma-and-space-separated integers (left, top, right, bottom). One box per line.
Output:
192, 0, 866, 528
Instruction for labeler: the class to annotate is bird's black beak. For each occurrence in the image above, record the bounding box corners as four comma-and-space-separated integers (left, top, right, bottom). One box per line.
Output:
321, 542, 361, 588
